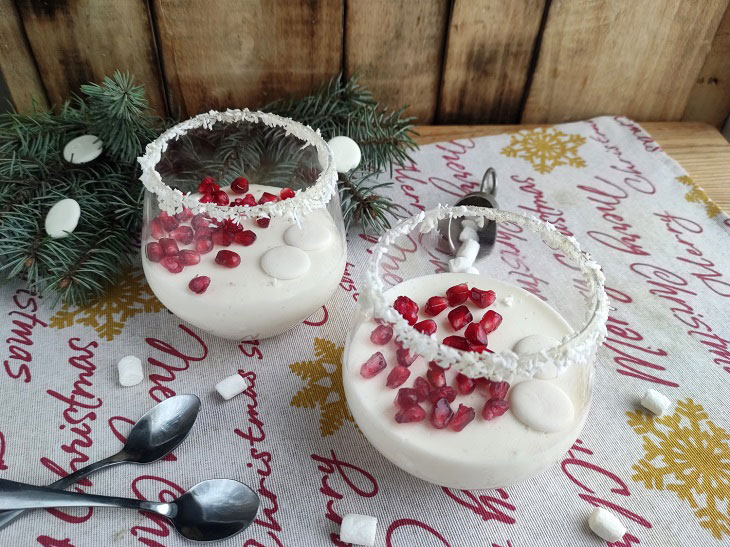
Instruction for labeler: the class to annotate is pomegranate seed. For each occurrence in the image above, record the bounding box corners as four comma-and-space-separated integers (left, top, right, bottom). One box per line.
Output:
428, 386, 456, 404
232, 230, 255, 246
446, 283, 469, 306
215, 250, 241, 268
160, 256, 182, 274
198, 176, 217, 194
428, 360, 447, 371
469, 288, 496, 308
395, 404, 426, 423
240, 194, 257, 207
191, 214, 211, 231
454, 373, 475, 395
159, 238, 179, 256
414, 377, 430, 401
195, 238, 214, 254
430, 398, 454, 429
256, 217, 270, 228
231, 177, 249, 194
449, 404, 476, 432
360, 352, 387, 379
178, 249, 201, 266
370, 324, 393, 345
188, 275, 210, 294
176, 208, 194, 221
396, 348, 418, 367
482, 398, 510, 420
424, 295, 448, 316
469, 344, 490, 353
480, 310, 503, 333
222, 219, 242, 233
448, 306, 473, 331
212, 230, 233, 246
442, 335, 469, 351
171, 225, 194, 245
396, 388, 419, 408
199, 193, 215, 203
464, 322, 488, 345
158, 212, 179, 232
258, 192, 279, 204
149, 218, 165, 239
414, 319, 437, 335
280, 187, 296, 200
145, 242, 164, 262
393, 296, 419, 325
386, 366, 411, 389
489, 380, 510, 400
427, 367, 446, 388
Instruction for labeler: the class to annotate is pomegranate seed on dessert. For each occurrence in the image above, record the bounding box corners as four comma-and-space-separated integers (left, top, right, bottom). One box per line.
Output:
159, 237, 179, 256
231, 177, 249, 194
396, 348, 418, 367
198, 176, 217, 194
442, 335, 470, 351
160, 256, 182, 274
469, 344, 490, 353
489, 380, 510, 400
222, 218, 242, 233
430, 398, 454, 429
482, 398, 509, 420
370, 324, 393, 345
449, 404, 476, 432
188, 275, 210, 294
240, 194, 257, 206
386, 366, 411, 389
396, 388, 419, 408
199, 193, 215, 203
145, 242, 164, 262
149, 218, 165, 239
233, 230, 257, 246
360, 352, 387, 379
414, 377, 430, 401
428, 386, 456, 404
195, 238, 214, 254
393, 296, 419, 325
191, 214, 211, 231
469, 288, 496, 308
212, 230, 233, 246
178, 249, 201, 266
258, 192, 279, 204
414, 319, 437, 335
280, 187, 295, 200
428, 361, 447, 371
158, 212, 179, 232
395, 404, 426, 423
464, 322, 488, 345
176, 207, 194, 221
256, 217, 270, 228
427, 367, 446, 388
215, 249, 241, 268
480, 310, 503, 333
214, 190, 230, 206
455, 373, 476, 395
171, 225, 194, 245
446, 283, 469, 306
448, 305, 473, 331
424, 295, 448, 316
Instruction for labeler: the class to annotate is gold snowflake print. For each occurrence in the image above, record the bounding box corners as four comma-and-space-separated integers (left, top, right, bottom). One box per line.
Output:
49, 269, 164, 341
627, 398, 730, 539
501, 127, 586, 174
677, 175, 721, 218
290, 337, 353, 437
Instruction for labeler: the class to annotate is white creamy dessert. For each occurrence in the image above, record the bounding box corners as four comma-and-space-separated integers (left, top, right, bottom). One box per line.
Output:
343, 272, 593, 489
142, 184, 346, 340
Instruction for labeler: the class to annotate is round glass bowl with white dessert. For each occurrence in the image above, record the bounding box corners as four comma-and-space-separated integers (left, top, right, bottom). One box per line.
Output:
138, 110, 346, 340
343, 205, 609, 489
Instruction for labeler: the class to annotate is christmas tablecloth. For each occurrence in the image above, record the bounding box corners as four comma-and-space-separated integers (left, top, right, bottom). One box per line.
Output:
1, 116, 729, 547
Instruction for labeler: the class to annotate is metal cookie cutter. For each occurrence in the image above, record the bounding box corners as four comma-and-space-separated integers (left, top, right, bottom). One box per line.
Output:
438, 167, 498, 259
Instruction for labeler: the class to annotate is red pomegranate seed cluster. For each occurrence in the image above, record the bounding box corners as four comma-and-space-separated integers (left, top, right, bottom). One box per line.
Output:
358, 282, 510, 432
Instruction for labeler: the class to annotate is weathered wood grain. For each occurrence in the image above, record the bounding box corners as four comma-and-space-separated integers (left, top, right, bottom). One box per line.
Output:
438, 0, 546, 123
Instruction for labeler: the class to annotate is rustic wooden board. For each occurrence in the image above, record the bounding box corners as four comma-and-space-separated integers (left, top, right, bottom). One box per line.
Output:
438, 0, 546, 124
0, 0, 47, 111
522, 0, 730, 123
16, 0, 166, 114
684, 3, 730, 128
155, 0, 343, 117
345, 0, 449, 123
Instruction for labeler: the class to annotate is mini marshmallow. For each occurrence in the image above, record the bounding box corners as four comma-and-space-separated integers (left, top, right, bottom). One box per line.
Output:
641, 389, 672, 416
457, 238, 480, 263
117, 355, 143, 387
215, 373, 249, 400
340, 514, 377, 546
461, 219, 479, 231
588, 507, 626, 542
464, 266, 480, 274
448, 256, 472, 273
459, 225, 479, 242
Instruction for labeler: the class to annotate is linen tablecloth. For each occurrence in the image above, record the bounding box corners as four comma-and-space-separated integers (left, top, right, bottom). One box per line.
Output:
1, 116, 729, 547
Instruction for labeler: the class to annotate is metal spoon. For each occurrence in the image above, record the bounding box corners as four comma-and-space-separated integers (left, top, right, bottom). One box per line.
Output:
0, 393, 201, 530
0, 478, 259, 542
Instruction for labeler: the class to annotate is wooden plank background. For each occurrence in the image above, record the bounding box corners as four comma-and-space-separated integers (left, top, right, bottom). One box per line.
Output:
2, 0, 730, 129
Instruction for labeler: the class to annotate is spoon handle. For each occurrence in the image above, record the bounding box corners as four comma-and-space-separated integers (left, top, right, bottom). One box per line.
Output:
0, 479, 174, 517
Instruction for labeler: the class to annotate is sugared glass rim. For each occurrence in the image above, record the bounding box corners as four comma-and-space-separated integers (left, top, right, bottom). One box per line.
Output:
138, 109, 337, 223
361, 205, 610, 381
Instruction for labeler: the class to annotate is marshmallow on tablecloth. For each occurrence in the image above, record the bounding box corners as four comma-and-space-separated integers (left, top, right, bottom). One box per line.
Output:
457, 238, 480, 263
588, 507, 626, 542
449, 256, 473, 273
215, 373, 249, 400
641, 389, 672, 416
340, 514, 377, 546
117, 355, 143, 386
459, 225, 479, 242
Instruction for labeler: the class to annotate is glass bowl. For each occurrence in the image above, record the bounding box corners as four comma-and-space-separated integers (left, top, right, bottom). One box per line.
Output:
138, 110, 346, 340
343, 205, 609, 489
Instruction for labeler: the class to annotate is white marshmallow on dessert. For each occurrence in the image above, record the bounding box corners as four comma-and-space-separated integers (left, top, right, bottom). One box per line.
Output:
215, 373, 249, 400
340, 514, 377, 546
142, 184, 346, 340
588, 507, 627, 542
344, 272, 590, 489
641, 388, 672, 416
117, 355, 143, 387
284, 219, 332, 250
513, 334, 561, 379
45, 198, 81, 238
327, 136, 362, 173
